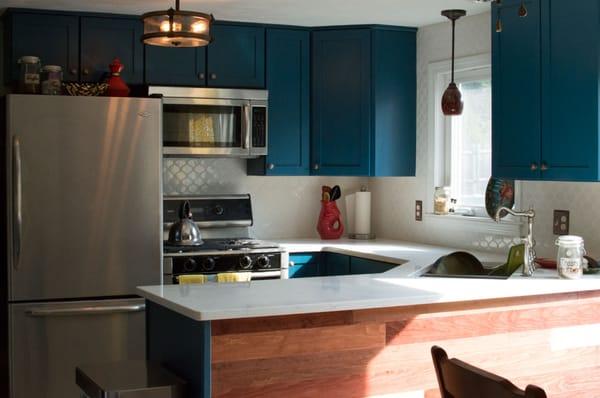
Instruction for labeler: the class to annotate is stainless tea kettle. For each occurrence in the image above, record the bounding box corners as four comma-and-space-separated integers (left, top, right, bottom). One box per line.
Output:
167, 201, 203, 246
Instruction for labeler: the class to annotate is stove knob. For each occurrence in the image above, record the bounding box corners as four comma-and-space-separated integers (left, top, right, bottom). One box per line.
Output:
213, 205, 224, 216
239, 255, 253, 269
257, 255, 271, 268
201, 257, 216, 271
183, 258, 198, 272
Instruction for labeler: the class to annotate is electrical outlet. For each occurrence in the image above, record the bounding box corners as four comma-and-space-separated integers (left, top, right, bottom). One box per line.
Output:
415, 200, 423, 221
553, 210, 569, 235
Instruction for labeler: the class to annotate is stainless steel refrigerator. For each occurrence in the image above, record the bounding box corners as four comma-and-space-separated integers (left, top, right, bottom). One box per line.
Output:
4, 95, 163, 397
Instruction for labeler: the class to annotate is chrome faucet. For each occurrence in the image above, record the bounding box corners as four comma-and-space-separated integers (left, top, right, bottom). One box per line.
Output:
494, 206, 536, 276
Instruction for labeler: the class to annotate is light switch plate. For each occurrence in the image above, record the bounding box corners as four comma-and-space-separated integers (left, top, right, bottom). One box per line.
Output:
553, 210, 569, 235
415, 200, 423, 221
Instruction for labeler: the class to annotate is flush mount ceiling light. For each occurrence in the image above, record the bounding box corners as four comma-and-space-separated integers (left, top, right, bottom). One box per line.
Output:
141, 0, 214, 47
441, 9, 467, 116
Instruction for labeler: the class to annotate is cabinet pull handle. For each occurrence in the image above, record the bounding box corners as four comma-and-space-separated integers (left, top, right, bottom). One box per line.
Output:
210, 73, 217, 80
313, 163, 320, 171
82, 68, 90, 76
530, 162, 538, 171
69, 68, 77, 76
198, 72, 205, 80
540, 162, 548, 171
12, 136, 22, 271
267, 163, 275, 170
26, 304, 145, 317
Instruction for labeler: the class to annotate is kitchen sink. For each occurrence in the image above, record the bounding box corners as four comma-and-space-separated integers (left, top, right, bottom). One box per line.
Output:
421, 246, 524, 280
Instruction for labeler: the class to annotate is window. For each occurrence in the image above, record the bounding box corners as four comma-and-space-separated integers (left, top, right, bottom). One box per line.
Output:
429, 55, 494, 217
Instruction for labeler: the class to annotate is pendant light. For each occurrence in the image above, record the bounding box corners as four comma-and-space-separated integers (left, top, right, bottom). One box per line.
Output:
441, 9, 467, 116
141, 0, 214, 48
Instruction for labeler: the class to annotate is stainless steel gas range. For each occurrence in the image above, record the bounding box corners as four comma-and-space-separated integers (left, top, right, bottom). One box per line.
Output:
163, 195, 288, 283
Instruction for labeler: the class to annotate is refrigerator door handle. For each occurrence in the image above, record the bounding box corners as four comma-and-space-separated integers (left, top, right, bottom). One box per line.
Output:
12, 136, 22, 271
25, 304, 146, 317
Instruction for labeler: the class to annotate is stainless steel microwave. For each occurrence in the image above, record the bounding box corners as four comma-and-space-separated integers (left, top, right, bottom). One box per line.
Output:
149, 86, 268, 157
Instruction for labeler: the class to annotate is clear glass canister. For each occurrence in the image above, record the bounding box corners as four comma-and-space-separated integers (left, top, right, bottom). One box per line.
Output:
17, 56, 41, 94
434, 186, 451, 215
41, 65, 62, 95
555, 235, 585, 279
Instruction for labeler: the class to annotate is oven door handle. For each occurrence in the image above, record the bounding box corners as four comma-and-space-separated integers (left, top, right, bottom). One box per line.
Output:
242, 104, 252, 150
251, 270, 282, 280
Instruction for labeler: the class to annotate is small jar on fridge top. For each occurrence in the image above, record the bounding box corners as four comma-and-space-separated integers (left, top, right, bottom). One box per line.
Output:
555, 235, 585, 279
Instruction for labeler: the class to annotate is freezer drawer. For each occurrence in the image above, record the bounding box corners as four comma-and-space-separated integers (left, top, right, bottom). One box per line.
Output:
9, 298, 146, 398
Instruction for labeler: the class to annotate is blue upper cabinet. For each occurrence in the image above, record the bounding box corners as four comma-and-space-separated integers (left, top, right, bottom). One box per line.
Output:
311, 27, 416, 176
492, 0, 600, 181
80, 17, 144, 84
492, 0, 542, 180
207, 24, 265, 88
6, 11, 79, 82
540, 0, 599, 181
312, 29, 372, 176
145, 47, 207, 86
248, 28, 310, 176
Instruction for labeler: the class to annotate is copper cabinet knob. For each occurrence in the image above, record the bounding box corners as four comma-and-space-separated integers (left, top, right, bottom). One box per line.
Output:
540, 162, 548, 171
530, 162, 538, 171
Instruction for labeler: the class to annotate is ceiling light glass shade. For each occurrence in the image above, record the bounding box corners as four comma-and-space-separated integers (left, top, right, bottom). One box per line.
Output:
441, 82, 464, 115
141, 1, 214, 47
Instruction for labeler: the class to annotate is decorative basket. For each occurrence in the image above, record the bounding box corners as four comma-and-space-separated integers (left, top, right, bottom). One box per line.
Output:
62, 82, 109, 96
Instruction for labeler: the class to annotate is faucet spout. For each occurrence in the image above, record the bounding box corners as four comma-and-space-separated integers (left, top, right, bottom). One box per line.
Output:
494, 206, 537, 276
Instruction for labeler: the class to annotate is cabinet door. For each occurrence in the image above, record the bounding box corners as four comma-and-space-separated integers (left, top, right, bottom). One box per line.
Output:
80, 17, 144, 84
263, 29, 310, 175
350, 256, 395, 275
312, 29, 371, 176
491, 0, 542, 180
207, 24, 265, 88
540, 0, 599, 181
323, 253, 350, 276
8, 12, 79, 82
288, 253, 320, 278
145, 46, 207, 86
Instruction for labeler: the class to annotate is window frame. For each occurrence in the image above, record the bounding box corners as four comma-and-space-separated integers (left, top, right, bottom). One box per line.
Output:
425, 53, 522, 235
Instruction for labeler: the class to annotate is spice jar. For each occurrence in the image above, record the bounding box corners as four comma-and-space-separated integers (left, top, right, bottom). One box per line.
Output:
41, 65, 62, 95
555, 235, 585, 279
17, 56, 41, 94
434, 186, 451, 215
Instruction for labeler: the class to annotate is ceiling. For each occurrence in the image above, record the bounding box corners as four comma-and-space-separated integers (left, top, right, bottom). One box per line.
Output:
0, 0, 491, 27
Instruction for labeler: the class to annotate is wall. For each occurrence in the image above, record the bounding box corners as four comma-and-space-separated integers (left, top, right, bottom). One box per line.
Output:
164, 158, 367, 239
370, 11, 600, 259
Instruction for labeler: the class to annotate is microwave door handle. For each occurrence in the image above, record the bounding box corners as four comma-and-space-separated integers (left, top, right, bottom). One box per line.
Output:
12, 136, 22, 271
242, 104, 251, 150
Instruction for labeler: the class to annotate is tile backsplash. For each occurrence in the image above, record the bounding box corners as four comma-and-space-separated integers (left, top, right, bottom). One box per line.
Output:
163, 158, 368, 239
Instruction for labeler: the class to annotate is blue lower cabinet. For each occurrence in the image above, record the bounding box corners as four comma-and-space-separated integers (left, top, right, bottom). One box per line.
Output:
350, 257, 395, 274
207, 24, 265, 88
145, 46, 207, 86
288, 253, 321, 278
80, 16, 144, 84
323, 253, 351, 276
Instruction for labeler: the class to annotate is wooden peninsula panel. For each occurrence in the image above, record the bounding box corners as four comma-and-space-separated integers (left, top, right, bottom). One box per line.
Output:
211, 290, 600, 398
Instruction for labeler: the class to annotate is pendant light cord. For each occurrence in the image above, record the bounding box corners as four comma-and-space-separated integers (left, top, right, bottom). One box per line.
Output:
451, 18, 456, 83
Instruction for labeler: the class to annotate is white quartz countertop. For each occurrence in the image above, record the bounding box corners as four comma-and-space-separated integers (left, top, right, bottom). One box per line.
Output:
137, 238, 600, 321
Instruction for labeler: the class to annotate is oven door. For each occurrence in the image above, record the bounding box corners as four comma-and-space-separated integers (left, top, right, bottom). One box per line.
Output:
162, 98, 252, 157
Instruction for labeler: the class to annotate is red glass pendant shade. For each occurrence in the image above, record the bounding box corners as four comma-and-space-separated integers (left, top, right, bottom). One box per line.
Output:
441, 82, 463, 115
441, 9, 466, 116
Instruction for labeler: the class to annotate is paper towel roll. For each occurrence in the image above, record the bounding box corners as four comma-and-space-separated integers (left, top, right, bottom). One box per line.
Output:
354, 191, 371, 235
345, 193, 356, 233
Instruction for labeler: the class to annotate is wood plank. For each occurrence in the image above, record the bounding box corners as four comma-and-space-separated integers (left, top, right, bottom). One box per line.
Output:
212, 310, 353, 335
212, 322, 385, 363
386, 299, 600, 344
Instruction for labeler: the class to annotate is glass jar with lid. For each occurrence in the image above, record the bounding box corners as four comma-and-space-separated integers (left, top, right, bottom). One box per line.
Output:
434, 186, 451, 215
41, 65, 63, 95
555, 235, 585, 279
17, 56, 41, 94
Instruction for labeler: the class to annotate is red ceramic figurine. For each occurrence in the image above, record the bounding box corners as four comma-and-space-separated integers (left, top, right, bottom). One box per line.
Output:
317, 185, 344, 240
106, 58, 130, 97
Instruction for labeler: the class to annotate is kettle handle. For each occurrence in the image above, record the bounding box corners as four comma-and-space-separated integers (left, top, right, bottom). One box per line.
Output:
179, 200, 192, 220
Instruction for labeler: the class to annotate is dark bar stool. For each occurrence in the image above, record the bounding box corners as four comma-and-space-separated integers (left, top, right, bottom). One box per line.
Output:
431, 346, 547, 398
76, 360, 186, 398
